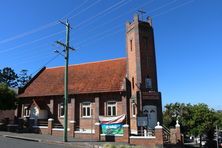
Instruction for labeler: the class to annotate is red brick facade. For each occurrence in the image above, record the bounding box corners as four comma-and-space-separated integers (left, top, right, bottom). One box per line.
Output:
17, 15, 163, 147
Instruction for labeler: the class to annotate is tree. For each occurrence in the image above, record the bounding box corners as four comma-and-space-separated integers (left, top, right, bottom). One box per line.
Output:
0, 67, 18, 87
214, 111, 222, 129
164, 102, 222, 147
187, 104, 216, 147
0, 83, 17, 110
17, 69, 32, 88
187, 104, 216, 136
163, 102, 191, 134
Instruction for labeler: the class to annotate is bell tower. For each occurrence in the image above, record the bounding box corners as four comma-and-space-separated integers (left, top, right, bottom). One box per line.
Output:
126, 15, 162, 131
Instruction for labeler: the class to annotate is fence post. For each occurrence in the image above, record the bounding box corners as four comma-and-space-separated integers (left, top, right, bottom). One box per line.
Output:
123, 124, 130, 143
48, 118, 54, 135
69, 120, 76, 137
95, 122, 101, 141
155, 122, 163, 147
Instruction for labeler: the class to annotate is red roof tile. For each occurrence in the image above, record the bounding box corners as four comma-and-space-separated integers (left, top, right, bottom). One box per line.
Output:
19, 58, 127, 97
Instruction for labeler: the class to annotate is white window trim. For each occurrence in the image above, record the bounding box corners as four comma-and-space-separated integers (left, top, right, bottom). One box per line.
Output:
107, 101, 117, 116
58, 103, 64, 118
82, 102, 91, 118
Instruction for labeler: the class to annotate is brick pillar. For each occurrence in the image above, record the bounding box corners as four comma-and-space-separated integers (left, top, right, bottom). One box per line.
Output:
122, 96, 129, 124
155, 122, 163, 147
123, 124, 130, 143
94, 122, 101, 141
48, 118, 54, 135
72, 98, 76, 121
69, 120, 76, 137
175, 120, 181, 144
95, 97, 100, 122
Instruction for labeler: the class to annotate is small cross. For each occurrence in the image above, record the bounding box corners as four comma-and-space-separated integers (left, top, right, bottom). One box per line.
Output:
137, 10, 146, 21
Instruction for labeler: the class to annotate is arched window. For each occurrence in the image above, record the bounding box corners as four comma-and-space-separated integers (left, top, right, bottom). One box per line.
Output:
145, 75, 152, 89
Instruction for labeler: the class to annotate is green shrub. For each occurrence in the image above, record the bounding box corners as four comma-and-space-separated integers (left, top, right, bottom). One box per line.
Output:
103, 143, 116, 148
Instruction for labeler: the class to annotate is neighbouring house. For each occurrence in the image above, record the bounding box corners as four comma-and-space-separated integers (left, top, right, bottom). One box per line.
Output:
16, 15, 164, 146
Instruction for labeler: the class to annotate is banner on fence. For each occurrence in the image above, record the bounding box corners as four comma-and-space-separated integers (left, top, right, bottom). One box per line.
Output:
99, 114, 125, 135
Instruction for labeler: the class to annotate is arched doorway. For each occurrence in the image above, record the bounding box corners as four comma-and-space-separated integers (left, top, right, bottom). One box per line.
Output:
143, 105, 157, 129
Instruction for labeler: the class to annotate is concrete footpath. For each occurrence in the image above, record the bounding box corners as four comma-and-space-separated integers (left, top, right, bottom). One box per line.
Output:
0, 131, 124, 148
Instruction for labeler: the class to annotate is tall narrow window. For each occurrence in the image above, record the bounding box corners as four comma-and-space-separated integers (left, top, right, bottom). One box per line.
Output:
107, 101, 117, 116
59, 103, 64, 117
130, 39, 133, 51
132, 77, 135, 90
82, 102, 91, 117
132, 103, 136, 117
23, 105, 30, 117
145, 77, 152, 89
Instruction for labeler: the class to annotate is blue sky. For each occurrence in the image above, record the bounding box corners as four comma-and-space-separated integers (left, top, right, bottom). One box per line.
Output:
0, 0, 221, 109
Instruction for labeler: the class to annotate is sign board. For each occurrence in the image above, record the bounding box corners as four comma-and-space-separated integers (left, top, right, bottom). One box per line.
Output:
99, 114, 125, 135
137, 116, 148, 127
101, 123, 123, 135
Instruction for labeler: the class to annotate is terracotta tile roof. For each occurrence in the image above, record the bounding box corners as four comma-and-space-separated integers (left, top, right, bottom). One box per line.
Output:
18, 58, 127, 97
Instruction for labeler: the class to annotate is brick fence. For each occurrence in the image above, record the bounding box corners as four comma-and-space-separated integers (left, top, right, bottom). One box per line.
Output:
31, 119, 166, 147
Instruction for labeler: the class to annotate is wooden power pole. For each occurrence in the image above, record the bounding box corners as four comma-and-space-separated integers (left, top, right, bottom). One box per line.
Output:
56, 19, 75, 142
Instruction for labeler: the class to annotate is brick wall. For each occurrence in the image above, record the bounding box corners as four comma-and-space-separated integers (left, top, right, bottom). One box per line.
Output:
130, 124, 164, 147
75, 133, 96, 140
0, 110, 14, 121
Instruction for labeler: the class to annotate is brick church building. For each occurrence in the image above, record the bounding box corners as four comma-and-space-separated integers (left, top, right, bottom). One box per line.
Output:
17, 15, 163, 143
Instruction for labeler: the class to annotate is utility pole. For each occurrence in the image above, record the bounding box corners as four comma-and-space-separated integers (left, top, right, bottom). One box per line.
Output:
56, 19, 75, 142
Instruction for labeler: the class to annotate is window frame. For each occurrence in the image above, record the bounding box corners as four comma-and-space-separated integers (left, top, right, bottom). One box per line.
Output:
58, 103, 64, 118
23, 105, 30, 117
82, 102, 91, 118
107, 101, 117, 116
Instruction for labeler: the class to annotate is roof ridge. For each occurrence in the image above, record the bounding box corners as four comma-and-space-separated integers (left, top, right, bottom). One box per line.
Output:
46, 57, 126, 70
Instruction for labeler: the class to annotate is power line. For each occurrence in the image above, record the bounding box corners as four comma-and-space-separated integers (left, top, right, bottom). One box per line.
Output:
30, 54, 60, 76
75, 0, 130, 29
68, 0, 102, 20
73, 0, 180, 45
61, 0, 90, 19
73, 0, 178, 46
152, 0, 194, 18
75, 24, 122, 47
0, 0, 97, 45
147, 0, 179, 15
0, 30, 65, 54
1, 0, 194, 67
0, 1, 103, 55
76, 27, 124, 49
0, 0, 125, 55
0, 22, 58, 44
78, 0, 155, 37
